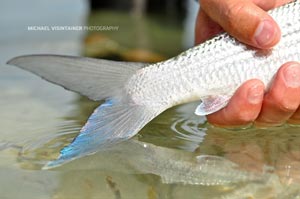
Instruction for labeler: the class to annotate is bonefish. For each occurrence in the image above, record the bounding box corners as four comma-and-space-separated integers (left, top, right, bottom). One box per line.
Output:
7, 1, 300, 168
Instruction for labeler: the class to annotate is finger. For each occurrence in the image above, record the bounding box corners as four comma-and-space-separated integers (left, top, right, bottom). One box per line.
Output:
255, 62, 300, 126
251, 0, 292, 10
207, 79, 264, 127
195, 9, 223, 45
200, 0, 281, 49
288, 107, 300, 125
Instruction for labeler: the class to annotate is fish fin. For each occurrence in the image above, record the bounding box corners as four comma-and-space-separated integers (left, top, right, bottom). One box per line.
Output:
196, 155, 238, 168
195, 95, 231, 115
43, 97, 163, 169
7, 54, 147, 101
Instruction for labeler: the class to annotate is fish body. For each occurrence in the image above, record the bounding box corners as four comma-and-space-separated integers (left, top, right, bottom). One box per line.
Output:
125, 141, 263, 185
127, 1, 300, 112
7, 1, 300, 168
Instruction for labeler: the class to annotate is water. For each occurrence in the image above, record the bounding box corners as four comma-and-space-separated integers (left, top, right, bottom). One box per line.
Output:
1, 1, 300, 199
2, 96, 300, 198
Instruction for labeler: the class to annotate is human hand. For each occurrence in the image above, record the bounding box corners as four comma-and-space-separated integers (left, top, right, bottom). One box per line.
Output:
195, 0, 300, 127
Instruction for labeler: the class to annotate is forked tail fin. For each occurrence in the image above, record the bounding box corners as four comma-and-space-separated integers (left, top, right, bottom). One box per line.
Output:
44, 96, 163, 169
7, 54, 146, 101
7, 54, 165, 169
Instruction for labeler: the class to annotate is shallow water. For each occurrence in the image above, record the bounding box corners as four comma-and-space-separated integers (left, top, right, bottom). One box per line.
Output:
2, 75, 300, 199
2, 2, 300, 199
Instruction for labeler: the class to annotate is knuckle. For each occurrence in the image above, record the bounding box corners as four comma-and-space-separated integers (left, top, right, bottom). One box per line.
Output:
255, 114, 286, 127
267, 92, 300, 113
235, 110, 257, 123
254, 0, 277, 10
277, 95, 300, 113
223, 2, 247, 28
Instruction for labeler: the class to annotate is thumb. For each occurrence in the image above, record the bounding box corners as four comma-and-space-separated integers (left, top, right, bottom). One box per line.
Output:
200, 0, 281, 49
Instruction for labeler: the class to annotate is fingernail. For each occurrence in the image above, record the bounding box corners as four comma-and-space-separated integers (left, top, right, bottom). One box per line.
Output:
248, 83, 264, 104
283, 64, 300, 88
254, 20, 277, 48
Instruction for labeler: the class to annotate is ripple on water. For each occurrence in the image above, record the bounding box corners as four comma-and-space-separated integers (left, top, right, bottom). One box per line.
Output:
171, 117, 207, 143
170, 103, 208, 147
17, 120, 82, 170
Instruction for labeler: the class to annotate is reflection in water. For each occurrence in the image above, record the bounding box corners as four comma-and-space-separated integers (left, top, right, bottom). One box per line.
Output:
15, 100, 300, 198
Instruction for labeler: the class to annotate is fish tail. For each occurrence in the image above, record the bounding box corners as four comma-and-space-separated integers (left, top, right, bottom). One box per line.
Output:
7, 54, 147, 101
6, 54, 165, 169
43, 93, 164, 169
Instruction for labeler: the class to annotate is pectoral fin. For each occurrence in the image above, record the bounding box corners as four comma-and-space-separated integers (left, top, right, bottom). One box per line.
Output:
195, 95, 231, 116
